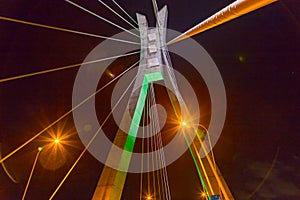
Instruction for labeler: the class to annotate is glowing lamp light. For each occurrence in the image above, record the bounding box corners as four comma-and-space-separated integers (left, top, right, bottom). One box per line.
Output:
54, 139, 60, 144
180, 120, 190, 128
201, 191, 207, 198
181, 121, 187, 127
146, 195, 152, 200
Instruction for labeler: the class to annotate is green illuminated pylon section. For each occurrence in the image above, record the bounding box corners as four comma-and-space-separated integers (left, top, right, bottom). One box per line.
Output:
112, 72, 163, 191
119, 72, 163, 171
124, 72, 163, 151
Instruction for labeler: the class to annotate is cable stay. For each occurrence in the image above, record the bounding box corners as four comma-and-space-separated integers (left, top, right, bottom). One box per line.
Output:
167, 0, 278, 45
64, 0, 139, 38
97, 0, 139, 31
22, 148, 42, 200
0, 51, 141, 83
0, 1, 282, 199
149, 83, 171, 200
49, 71, 138, 200
112, 0, 139, 26
0, 59, 142, 164
0, 16, 139, 45
138, 83, 172, 200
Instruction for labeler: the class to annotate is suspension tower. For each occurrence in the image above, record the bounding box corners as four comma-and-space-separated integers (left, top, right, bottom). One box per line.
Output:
0, 0, 279, 199
92, 5, 234, 200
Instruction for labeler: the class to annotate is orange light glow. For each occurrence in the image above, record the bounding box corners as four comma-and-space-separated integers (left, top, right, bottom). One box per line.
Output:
106, 69, 115, 78
37, 120, 78, 171
39, 119, 77, 149
180, 119, 193, 128
146, 195, 152, 200
181, 121, 187, 127
201, 191, 208, 199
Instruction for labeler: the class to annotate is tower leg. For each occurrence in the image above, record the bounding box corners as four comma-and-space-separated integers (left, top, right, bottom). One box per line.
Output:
92, 7, 168, 200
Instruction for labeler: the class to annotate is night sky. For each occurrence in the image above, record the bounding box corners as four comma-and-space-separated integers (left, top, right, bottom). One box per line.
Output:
0, 0, 300, 199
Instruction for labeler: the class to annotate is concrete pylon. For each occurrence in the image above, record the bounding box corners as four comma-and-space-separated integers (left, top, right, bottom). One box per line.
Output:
92, 7, 169, 200
92, 5, 234, 200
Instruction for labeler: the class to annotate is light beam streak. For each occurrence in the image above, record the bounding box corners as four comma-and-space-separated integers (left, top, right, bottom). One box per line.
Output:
64, 0, 139, 38
0, 51, 141, 83
0, 59, 142, 164
49, 69, 138, 200
0, 16, 139, 45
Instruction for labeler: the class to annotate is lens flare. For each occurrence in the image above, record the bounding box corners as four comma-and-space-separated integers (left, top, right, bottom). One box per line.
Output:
37, 120, 78, 170
181, 121, 187, 127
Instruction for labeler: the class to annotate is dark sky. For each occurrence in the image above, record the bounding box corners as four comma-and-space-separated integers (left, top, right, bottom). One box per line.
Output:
0, 0, 300, 199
